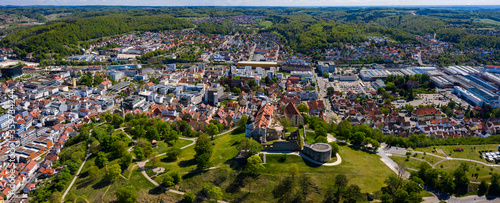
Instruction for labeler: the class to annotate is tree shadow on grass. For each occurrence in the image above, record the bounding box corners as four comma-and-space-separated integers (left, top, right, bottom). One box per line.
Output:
301, 156, 322, 168
148, 186, 165, 195
160, 157, 176, 163
225, 172, 247, 193
181, 170, 209, 180
178, 158, 196, 168
92, 178, 112, 190
76, 176, 94, 190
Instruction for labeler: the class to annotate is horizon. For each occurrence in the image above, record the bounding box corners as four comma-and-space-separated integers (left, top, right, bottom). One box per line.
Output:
1, 0, 500, 7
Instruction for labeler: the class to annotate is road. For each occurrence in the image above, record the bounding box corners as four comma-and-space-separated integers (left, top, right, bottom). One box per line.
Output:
416, 51, 424, 66
313, 68, 337, 123
247, 43, 257, 61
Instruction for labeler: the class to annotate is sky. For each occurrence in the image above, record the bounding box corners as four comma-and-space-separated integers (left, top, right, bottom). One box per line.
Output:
1, 0, 498, 7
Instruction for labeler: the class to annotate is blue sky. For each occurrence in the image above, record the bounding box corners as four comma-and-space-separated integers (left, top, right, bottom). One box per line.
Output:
1, 0, 498, 6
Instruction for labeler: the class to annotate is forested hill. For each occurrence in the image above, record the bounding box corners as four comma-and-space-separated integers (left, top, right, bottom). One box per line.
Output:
267, 20, 419, 56
0, 12, 194, 58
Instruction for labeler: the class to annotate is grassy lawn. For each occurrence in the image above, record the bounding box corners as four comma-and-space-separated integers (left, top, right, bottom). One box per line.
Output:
390, 155, 431, 170
147, 136, 394, 202
416, 144, 499, 163
262, 145, 393, 193
435, 160, 499, 182
174, 145, 393, 202
259, 20, 273, 28
150, 132, 246, 182
475, 18, 500, 25
153, 139, 193, 154
286, 127, 299, 133
305, 131, 317, 143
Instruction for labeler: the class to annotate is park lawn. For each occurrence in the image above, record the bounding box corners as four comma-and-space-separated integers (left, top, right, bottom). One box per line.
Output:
419, 154, 443, 165
162, 143, 393, 202
146, 145, 197, 174
435, 160, 500, 183
305, 131, 317, 143
286, 127, 299, 133
416, 144, 499, 163
259, 20, 273, 28
390, 155, 431, 170
150, 132, 245, 183
264, 145, 393, 193
210, 132, 246, 166
153, 139, 193, 154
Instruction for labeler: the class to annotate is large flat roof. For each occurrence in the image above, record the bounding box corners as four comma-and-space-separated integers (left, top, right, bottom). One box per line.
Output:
237, 61, 278, 65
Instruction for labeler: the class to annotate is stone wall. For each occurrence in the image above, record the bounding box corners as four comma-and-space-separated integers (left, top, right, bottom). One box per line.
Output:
263, 140, 301, 151
303, 143, 332, 163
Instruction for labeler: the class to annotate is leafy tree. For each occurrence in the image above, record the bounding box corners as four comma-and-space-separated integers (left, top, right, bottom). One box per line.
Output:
184, 192, 196, 203
315, 127, 327, 137
115, 186, 138, 203
88, 165, 100, 181
150, 152, 159, 168
244, 155, 264, 175
112, 140, 128, 158
203, 183, 223, 201
49, 192, 61, 203
159, 174, 175, 187
280, 117, 292, 127
95, 152, 108, 168
393, 189, 409, 203
112, 115, 124, 128
166, 147, 181, 161
206, 123, 219, 139
239, 138, 263, 157
334, 174, 348, 202
453, 168, 469, 194
478, 180, 489, 195
439, 171, 455, 194
489, 173, 500, 195
351, 132, 366, 145
106, 164, 122, 181
297, 103, 309, 113
133, 146, 145, 160
120, 153, 133, 169
194, 134, 213, 169
329, 142, 339, 157
316, 136, 328, 143
343, 184, 362, 202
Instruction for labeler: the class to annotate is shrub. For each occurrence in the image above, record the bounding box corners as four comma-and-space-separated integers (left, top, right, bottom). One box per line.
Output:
184, 192, 196, 203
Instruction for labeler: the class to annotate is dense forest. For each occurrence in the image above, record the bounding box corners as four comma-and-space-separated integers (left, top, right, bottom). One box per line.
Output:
267, 20, 419, 56
195, 22, 231, 35
0, 12, 193, 58
0, 7, 499, 60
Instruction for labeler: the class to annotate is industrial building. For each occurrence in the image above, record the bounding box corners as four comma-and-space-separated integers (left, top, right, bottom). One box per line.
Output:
444, 66, 480, 75
236, 61, 278, 69
1, 65, 23, 79
431, 76, 453, 88
359, 69, 391, 81
453, 86, 484, 107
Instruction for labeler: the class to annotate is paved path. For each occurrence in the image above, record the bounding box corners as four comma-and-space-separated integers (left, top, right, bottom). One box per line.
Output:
61, 122, 105, 202
377, 144, 410, 179
136, 128, 235, 202
61, 152, 91, 202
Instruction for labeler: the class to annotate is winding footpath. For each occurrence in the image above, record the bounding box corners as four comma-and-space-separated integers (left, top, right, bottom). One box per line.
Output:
136, 128, 235, 203
61, 123, 104, 202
